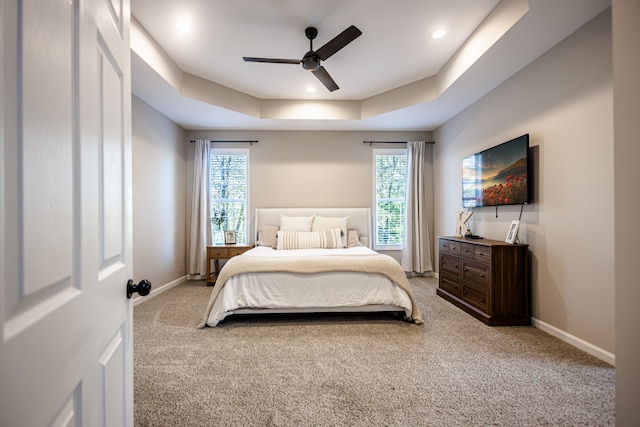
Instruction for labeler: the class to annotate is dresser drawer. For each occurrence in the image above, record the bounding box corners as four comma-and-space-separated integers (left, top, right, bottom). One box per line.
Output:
228, 247, 250, 257
461, 243, 475, 259
439, 238, 450, 254
440, 273, 461, 297
473, 245, 491, 263
208, 247, 229, 259
462, 283, 489, 313
462, 259, 490, 287
448, 241, 461, 256
441, 254, 462, 277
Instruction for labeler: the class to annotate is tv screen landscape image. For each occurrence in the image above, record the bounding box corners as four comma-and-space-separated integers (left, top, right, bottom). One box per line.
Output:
462, 134, 529, 208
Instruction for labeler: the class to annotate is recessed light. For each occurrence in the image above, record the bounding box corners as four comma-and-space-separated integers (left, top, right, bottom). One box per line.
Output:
431, 28, 446, 39
176, 22, 191, 33
306, 87, 317, 93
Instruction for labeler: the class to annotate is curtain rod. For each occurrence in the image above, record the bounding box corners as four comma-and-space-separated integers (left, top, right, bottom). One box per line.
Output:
190, 140, 258, 145
363, 141, 435, 146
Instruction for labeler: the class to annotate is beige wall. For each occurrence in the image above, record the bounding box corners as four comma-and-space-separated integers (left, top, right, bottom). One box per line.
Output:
184, 130, 433, 262
434, 11, 614, 359
132, 95, 187, 288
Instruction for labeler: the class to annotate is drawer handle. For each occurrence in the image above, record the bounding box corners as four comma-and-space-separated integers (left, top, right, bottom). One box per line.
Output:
463, 267, 467, 271
480, 274, 486, 278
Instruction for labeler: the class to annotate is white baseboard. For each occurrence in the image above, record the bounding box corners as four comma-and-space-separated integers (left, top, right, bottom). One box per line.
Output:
531, 317, 615, 366
133, 275, 186, 307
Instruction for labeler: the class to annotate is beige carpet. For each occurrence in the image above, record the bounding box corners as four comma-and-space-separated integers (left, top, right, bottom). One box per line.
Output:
134, 277, 614, 426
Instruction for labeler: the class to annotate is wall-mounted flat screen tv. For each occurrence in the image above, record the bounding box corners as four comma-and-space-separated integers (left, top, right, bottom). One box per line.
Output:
462, 134, 529, 208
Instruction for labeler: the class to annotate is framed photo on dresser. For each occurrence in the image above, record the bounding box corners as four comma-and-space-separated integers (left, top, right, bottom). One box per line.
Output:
505, 220, 520, 244
224, 230, 236, 245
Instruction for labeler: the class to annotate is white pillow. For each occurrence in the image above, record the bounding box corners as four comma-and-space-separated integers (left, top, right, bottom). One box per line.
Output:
256, 225, 279, 248
280, 215, 314, 232
312, 216, 348, 247
347, 229, 362, 247
277, 228, 344, 250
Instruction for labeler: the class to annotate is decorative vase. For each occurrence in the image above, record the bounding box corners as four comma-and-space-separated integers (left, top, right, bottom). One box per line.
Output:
214, 229, 225, 245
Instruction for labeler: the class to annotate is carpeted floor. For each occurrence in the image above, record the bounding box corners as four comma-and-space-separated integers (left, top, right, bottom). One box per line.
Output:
133, 277, 614, 426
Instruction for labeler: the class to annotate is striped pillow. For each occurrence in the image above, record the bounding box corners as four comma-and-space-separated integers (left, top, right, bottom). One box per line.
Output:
276, 228, 344, 250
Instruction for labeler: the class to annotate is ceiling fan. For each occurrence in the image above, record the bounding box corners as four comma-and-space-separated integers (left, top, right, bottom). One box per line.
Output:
243, 25, 362, 92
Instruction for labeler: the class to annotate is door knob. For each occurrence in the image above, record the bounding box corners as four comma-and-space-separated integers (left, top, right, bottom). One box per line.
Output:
127, 279, 152, 299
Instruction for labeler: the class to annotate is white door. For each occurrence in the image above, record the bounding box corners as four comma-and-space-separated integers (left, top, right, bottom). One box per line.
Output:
1, 0, 137, 425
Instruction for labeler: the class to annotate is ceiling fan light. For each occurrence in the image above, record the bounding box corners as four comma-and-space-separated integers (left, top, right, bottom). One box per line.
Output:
431, 28, 446, 39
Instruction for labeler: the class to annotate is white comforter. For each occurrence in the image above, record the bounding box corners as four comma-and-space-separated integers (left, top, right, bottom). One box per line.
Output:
199, 246, 420, 327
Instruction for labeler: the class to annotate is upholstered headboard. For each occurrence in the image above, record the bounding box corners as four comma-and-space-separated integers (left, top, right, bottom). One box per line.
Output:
254, 208, 372, 248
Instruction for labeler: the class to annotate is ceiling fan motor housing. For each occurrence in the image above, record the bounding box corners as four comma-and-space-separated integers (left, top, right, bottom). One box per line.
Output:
302, 52, 320, 70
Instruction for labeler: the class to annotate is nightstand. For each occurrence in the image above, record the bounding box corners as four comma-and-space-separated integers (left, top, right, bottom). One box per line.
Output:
205, 245, 253, 285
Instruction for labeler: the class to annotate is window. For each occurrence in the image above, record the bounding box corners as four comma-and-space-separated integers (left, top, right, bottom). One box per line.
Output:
374, 149, 407, 250
210, 149, 249, 244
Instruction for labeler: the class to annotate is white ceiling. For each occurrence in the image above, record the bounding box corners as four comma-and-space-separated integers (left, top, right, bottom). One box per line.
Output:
131, 0, 610, 131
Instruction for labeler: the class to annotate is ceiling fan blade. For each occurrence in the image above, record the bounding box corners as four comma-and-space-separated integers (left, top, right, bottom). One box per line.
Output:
314, 25, 362, 61
312, 66, 339, 92
243, 57, 300, 64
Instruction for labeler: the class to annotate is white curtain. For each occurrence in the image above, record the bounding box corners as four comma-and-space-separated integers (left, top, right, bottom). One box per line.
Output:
188, 139, 212, 277
402, 141, 433, 274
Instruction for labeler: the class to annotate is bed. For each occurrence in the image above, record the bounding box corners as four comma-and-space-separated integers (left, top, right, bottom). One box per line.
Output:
198, 208, 423, 327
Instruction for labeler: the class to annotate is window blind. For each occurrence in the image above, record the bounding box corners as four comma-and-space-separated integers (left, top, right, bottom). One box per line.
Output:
210, 151, 248, 244
374, 151, 407, 247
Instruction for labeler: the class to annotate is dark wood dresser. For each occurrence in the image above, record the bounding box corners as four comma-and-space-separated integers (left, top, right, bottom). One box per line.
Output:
437, 236, 530, 326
